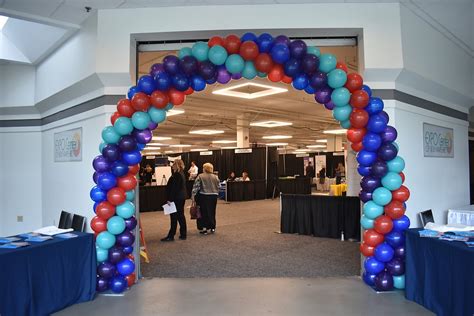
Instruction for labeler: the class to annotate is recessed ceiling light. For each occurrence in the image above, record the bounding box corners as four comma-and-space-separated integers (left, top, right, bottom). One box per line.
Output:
277, 147, 286, 150
212, 140, 237, 144
144, 147, 161, 150
147, 143, 164, 147
144, 152, 162, 155
266, 142, 289, 146
262, 135, 293, 140
306, 145, 326, 148
169, 144, 191, 148
250, 121, 292, 128
294, 149, 310, 152
292, 151, 309, 155
323, 129, 347, 135
190, 148, 209, 152
189, 129, 225, 135
153, 136, 172, 141
212, 82, 287, 99
167, 109, 184, 116
165, 150, 174, 153
0, 16, 8, 30
222, 146, 237, 149
316, 139, 328, 143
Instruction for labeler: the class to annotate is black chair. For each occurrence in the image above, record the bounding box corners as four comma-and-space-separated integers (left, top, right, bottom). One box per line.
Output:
58, 211, 73, 229
419, 209, 434, 227
71, 214, 86, 232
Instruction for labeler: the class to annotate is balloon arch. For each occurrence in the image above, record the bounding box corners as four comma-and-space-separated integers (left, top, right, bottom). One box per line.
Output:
89, 33, 410, 293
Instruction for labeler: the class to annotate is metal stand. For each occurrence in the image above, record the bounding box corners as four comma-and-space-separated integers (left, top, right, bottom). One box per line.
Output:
160, 174, 167, 185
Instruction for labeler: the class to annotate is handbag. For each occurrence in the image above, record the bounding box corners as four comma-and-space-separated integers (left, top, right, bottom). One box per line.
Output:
190, 201, 201, 220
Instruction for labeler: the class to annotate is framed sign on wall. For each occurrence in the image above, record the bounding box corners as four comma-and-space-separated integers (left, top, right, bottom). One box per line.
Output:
423, 123, 454, 158
54, 127, 82, 162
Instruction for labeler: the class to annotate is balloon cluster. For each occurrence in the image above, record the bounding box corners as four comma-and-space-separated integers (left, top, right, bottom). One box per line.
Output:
92, 32, 409, 292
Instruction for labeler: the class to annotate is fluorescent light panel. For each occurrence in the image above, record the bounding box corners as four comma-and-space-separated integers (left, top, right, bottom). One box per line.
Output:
323, 129, 347, 135
190, 148, 209, 152
316, 139, 328, 143
222, 146, 237, 149
144, 147, 161, 150
266, 142, 288, 146
262, 135, 293, 140
189, 129, 225, 135
250, 121, 292, 128
294, 149, 310, 152
212, 82, 287, 99
212, 140, 237, 144
167, 109, 184, 116
306, 145, 326, 148
153, 136, 172, 141
169, 144, 191, 148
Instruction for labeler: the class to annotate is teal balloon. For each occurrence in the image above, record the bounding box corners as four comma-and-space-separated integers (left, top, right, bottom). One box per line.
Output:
340, 120, 351, 129
107, 215, 126, 235
363, 201, 384, 219
131, 112, 151, 130
331, 88, 351, 107
208, 45, 228, 65
116, 201, 135, 219
102, 126, 121, 144
393, 275, 405, 289
327, 69, 347, 88
242, 61, 257, 79
178, 47, 192, 59
225, 54, 245, 74
257, 71, 267, 78
307, 46, 321, 57
148, 107, 167, 124
99, 142, 107, 153
319, 53, 337, 73
360, 215, 374, 229
332, 104, 352, 122
113, 117, 134, 136
96, 247, 108, 262
372, 187, 392, 206
192, 41, 209, 62
96, 231, 116, 249
165, 103, 173, 111
125, 190, 135, 201
387, 156, 405, 173
392, 142, 399, 150
381, 172, 402, 191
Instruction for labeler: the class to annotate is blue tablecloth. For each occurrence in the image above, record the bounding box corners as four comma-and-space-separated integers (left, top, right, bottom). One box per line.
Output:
0, 232, 96, 316
405, 228, 474, 316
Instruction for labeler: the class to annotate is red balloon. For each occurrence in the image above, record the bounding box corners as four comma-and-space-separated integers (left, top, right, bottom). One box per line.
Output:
360, 242, 375, 257
131, 92, 151, 111
223, 34, 241, 54
350, 90, 370, 109
351, 142, 364, 152
184, 87, 194, 95
349, 109, 369, 128
128, 254, 135, 261
117, 99, 135, 117
150, 91, 169, 109
268, 65, 284, 82
336, 62, 348, 73
384, 200, 405, 219
96, 201, 116, 220
125, 272, 136, 287
91, 216, 107, 233
345, 73, 363, 92
255, 53, 274, 73
281, 75, 293, 84
399, 172, 405, 183
118, 174, 138, 191
374, 215, 394, 234
347, 127, 366, 143
239, 41, 259, 61
107, 187, 126, 206
111, 112, 121, 125
208, 36, 224, 47
128, 164, 140, 175
392, 185, 410, 202
168, 88, 185, 106
363, 229, 384, 247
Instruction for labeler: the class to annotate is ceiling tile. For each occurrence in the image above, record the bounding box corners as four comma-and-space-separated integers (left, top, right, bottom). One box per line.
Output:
63, 0, 126, 9
50, 4, 90, 25
3, 0, 63, 17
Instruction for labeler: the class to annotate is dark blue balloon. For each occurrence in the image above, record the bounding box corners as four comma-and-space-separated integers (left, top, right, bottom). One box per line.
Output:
362, 133, 382, 152
367, 113, 388, 133
362, 84, 372, 97
364, 256, 385, 275
90, 186, 106, 202
149, 63, 165, 77
122, 150, 141, 166
96, 277, 109, 292
179, 55, 198, 76
289, 39, 307, 59
370, 160, 388, 178
301, 54, 319, 75
357, 150, 378, 167
392, 215, 410, 232
124, 216, 137, 230
109, 246, 125, 264
271, 43, 290, 64
274, 35, 290, 46
374, 271, 394, 291
206, 76, 217, 85
93, 171, 100, 184
386, 257, 405, 276
357, 166, 372, 176
374, 242, 394, 263
304, 85, 315, 95
314, 86, 332, 104
109, 275, 127, 293
381, 126, 398, 143
241, 32, 258, 42
379, 111, 389, 123
363, 271, 377, 286
97, 172, 117, 191
127, 86, 141, 99
102, 144, 121, 162
136, 143, 145, 151
93, 155, 110, 172
292, 73, 309, 90
123, 246, 133, 255
119, 135, 137, 152
366, 97, 384, 115
309, 71, 327, 89
257, 33, 274, 53
190, 75, 206, 91
385, 230, 405, 248
199, 61, 217, 80
153, 72, 171, 91
171, 73, 189, 92
360, 176, 381, 193
116, 230, 135, 247
97, 262, 116, 279
93, 201, 99, 213
163, 55, 180, 75
378, 143, 398, 161
284, 58, 300, 77
394, 245, 405, 258
137, 75, 155, 95
111, 161, 128, 177
359, 190, 372, 203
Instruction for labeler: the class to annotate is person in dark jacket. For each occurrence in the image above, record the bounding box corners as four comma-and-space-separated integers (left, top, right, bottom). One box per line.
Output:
161, 159, 187, 242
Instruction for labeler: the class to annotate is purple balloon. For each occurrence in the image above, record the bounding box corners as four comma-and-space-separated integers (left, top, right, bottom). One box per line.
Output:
148, 121, 158, 130
301, 54, 319, 75
163, 55, 180, 75
315, 87, 332, 104
274, 35, 290, 46
378, 143, 398, 161
116, 230, 135, 247
217, 66, 231, 84
93, 155, 110, 173
231, 72, 242, 80
374, 271, 394, 291
96, 277, 109, 292
109, 246, 125, 264
199, 61, 217, 80
324, 101, 335, 110
124, 216, 137, 231
179, 55, 198, 76
119, 135, 137, 152
360, 176, 381, 193
97, 262, 116, 279
371, 161, 388, 178
386, 257, 405, 276
359, 190, 372, 203
149, 63, 165, 77
133, 128, 152, 144
93, 171, 100, 184
381, 126, 398, 143
379, 111, 389, 123
309, 71, 328, 89
102, 144, 121, 162
289, 40, 307, 59
394, 245, 405, 258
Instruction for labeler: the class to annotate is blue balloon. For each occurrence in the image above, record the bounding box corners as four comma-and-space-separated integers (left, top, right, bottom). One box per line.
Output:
111, 161, 128, 177
191, 41, 209, 62
206, 76, 217, 85
102, 126, 121, 144
367, 113, 388, 133
97, 172, 117, 191
360, 215, 375, 229
153, 72, 171, 91
270, 43, 290, 64
331, 88, 351, 107
393, 275, 405, 289
327, 69, 347, 88
96, 231, 116, 249
392, 215, 410, 232
96, 247, 108, 262
332, 105, 352, 122
109, 275, 127, 293
357, 150, 377, 167
123, 246, 133, 255
257, 33, 274, 52
385, 231, 405, 248
372, 187, 392, 206
137, 143, 145, 151
107, 216, 126, 235
284, 58, 300, 77
137, 75, 155, 95
90, 186, 106, 202
117, 201, 135, 219
178, 47, 192, 59
241, 32, 258, 42
374, 242, 394, 263
117, 258, 135, 276
358, 166, 372, 176
362, 84, 372, 97
127, 86, 141, 99
93, 201, 99, 213
362, 133, 382, 152
387, 156, 405, 173
364, 256, 385, 275
122, 150, 141, 165
148, 107, 167, 124
292, 73, 309, 90
131, 112, 151, 130
125, 190, 135, 201
171, 73, 189, 92
304, 85, 315, 94
363, 201, 384, 219
366, 97, 384, 115
363, 271, 377, 286
242, 61, 257, 80
318, 54, 337, 73
190, 75, 206, 91
381, 172, 402, 191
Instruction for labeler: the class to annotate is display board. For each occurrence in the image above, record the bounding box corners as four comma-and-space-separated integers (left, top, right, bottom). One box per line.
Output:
155, 166, 172, 185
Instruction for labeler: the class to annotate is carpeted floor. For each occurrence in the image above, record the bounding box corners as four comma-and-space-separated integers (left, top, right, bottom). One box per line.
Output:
140, 199, 360, 278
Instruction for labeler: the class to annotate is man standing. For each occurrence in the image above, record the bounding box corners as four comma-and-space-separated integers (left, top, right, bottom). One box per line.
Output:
188, 161, 198, 180
305, 161, 315, 178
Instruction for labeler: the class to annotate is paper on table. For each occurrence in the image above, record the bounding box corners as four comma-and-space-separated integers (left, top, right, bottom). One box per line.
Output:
163, 202, 177, 215
33, 226, 74, 236
424, 222, 474, 233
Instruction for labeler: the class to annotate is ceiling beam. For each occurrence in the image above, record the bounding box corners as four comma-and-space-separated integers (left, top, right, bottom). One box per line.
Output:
0, 7, 81, 30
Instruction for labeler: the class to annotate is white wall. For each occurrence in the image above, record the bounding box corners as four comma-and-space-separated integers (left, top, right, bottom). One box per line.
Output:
0, 64, 35, 108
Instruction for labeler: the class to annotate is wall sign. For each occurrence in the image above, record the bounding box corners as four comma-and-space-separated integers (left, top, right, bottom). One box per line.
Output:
54, 127, 82, 162
235, 148, 252, 154
200, 151, 213, 156
423, 123, 454, 158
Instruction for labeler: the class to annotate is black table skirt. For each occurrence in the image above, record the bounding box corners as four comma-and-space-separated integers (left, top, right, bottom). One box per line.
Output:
226, 180, 266, 202
280, 194, 361, 240
277, 178, 311, 195
139, 185, 168, 212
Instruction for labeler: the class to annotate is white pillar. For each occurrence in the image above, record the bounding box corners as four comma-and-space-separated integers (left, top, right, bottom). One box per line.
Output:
237, 115, 250, 148
326, 135, 343, 152
345, 149, 360, 197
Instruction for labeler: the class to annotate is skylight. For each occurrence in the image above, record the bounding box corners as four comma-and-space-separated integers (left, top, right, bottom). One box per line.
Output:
0, 16, 8, 30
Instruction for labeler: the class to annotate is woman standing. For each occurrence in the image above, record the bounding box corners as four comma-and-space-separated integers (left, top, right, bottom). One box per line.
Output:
191, 163, 220, 235
161, 159, 187, 242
